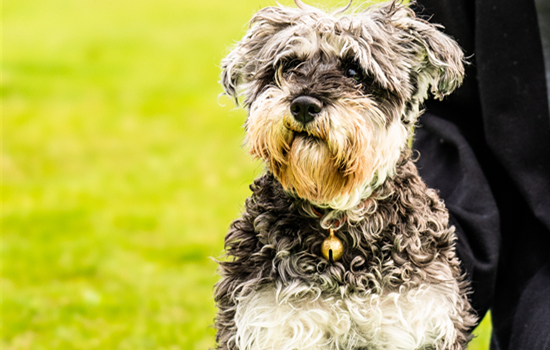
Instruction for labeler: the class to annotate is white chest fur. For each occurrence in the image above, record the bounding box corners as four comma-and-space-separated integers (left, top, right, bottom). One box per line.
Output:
234, 281, 461, 350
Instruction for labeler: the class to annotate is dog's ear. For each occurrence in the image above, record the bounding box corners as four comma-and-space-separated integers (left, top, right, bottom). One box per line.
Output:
220, 6, 297, 105
387, 3, 465, 100
220, 27, 263, 104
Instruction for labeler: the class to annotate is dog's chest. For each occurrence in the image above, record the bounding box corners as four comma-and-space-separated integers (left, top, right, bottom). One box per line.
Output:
234, 280, 458, 350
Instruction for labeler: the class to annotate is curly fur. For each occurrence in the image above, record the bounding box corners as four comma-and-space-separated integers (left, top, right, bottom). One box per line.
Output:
215, 153, 476, 350
214, 1, 476, 349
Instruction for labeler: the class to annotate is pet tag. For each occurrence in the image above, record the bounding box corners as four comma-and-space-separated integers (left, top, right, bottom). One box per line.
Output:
321, 229, 344, 262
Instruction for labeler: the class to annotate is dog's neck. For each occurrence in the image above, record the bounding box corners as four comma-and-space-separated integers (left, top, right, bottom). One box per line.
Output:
288, 147, 415, 229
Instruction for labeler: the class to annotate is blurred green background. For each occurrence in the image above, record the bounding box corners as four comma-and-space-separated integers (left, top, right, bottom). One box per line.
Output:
1, 0, 491, 348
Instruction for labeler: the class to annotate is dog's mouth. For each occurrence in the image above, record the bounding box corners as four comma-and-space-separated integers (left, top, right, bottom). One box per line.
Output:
283, 114, 329, 142
290, 131, 324, 151
286, 123, 327, 144
293, 131, 317, 140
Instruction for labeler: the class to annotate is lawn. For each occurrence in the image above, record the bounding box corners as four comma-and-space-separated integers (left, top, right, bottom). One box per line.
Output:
2, 0, 491, 348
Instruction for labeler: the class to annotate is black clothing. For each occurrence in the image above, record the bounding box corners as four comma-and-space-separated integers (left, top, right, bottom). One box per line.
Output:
535, 0, 550, 106
411, 0, 550, 349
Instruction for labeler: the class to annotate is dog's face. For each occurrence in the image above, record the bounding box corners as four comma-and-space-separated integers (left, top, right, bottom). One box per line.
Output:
222, 1, 464, 209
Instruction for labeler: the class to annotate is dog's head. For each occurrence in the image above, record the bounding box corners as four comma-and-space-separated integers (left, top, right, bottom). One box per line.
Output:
221, 1, 464, 210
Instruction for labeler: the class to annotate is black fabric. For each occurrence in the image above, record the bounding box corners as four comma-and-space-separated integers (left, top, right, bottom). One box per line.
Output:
411, 0, 550, 349
535, 0, 550, 107
508, 263, 550, 350
415, 114, 500, 316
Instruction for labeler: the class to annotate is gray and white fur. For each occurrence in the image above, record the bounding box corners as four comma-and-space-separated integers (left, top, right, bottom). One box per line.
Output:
215, 1, 477, 349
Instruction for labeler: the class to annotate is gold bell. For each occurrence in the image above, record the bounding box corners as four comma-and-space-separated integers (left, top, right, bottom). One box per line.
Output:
321, 229, 344, 263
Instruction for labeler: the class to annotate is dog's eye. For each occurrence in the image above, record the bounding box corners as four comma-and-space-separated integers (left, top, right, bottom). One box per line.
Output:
282, 58, 302, 73
345, 66, 363, 81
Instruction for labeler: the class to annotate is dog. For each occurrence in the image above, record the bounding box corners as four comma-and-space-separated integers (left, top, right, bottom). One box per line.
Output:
214, 1, 477, 349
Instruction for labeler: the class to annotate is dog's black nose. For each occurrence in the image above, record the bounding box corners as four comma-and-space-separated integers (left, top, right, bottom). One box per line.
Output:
290, 96, 323, 124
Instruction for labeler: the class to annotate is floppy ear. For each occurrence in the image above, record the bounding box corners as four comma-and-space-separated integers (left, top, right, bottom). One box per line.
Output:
390, 4, 465, 100
412, 21, 465, 100
220, 6, 297, 105
220, 28, 262, 104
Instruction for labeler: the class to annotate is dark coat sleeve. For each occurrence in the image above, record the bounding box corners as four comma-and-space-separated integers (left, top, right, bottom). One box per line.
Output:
414, 113, 500, 318
412, 0, 550, 348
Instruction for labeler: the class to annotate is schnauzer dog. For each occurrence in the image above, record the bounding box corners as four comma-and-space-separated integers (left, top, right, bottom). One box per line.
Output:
214, 1, 477, 349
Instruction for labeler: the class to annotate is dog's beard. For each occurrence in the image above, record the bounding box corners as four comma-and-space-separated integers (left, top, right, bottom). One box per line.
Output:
246, 87, 388, 205
282, 133, 365, 203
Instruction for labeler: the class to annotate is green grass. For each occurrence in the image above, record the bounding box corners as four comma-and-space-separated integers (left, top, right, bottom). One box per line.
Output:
2, 0, 491, 348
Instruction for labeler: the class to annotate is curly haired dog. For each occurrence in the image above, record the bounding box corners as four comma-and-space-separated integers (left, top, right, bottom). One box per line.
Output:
214, 1, 477, 349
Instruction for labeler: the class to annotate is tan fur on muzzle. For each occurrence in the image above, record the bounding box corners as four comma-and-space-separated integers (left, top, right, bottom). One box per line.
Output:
246, 89, 376, 203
